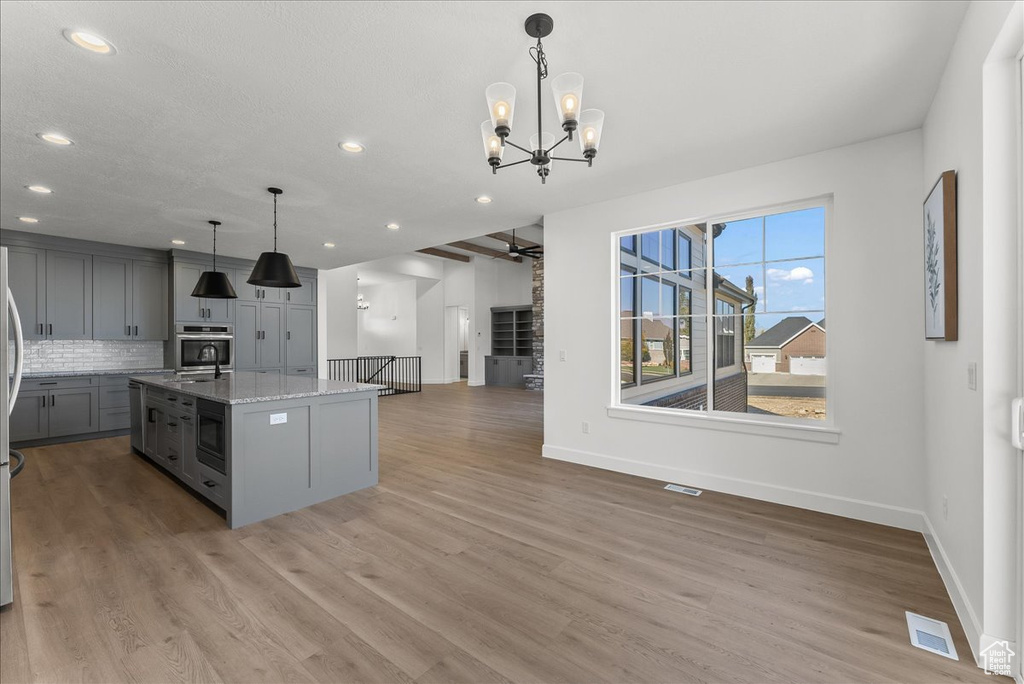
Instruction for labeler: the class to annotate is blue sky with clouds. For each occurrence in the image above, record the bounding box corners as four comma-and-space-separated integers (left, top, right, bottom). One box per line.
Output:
715, 207, 825, 332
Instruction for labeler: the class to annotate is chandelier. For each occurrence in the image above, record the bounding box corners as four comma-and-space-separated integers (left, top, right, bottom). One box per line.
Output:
481, 13, 605, 184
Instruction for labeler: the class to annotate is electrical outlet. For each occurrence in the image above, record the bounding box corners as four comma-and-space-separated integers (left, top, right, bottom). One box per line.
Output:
270, 412, 288, 425
559, 350, 567, 362
581, 421, 590, 434
942, 495, 948, 520
967, 362, 977, 391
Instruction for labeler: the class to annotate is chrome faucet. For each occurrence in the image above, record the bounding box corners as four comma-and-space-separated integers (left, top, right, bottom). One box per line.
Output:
197, 343, 223, 379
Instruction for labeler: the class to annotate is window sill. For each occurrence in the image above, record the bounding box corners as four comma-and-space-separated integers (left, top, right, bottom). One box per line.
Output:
606, 404, 840, 444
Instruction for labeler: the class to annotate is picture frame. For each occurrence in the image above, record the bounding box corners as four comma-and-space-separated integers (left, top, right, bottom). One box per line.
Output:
924, 170, 957, 341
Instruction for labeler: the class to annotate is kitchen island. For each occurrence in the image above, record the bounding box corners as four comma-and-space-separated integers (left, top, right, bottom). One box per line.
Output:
130, 371, 380, 528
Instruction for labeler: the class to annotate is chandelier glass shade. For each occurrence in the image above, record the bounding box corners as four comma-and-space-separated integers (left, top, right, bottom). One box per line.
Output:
481, 14, 604, 184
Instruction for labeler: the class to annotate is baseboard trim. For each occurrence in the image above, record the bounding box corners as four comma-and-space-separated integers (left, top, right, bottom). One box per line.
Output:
920, 514, 984, 666
541, 444, 925, 531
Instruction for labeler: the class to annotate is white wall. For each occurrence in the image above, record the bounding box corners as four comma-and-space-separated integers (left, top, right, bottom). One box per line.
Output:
416, 278, 446, 383
320, 264, 358, 363
921, 0, 1020, 660
356, 280, 418, 356
543, 130, 928, 528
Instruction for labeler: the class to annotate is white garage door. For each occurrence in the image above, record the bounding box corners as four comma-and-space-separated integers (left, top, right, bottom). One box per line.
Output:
750, 354, 776, 373
790, 356, 826, 375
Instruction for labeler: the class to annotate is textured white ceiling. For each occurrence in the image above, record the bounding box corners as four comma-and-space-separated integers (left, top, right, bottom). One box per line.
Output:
0, 1, 967, 269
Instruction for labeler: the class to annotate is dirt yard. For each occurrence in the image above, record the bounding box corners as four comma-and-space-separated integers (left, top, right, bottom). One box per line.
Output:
747, 396, 827, 420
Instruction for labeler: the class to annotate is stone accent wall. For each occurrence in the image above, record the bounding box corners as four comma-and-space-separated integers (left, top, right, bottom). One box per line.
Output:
642, 371, 747, 412
525, 257, 544, 391
18, 339, 165, 374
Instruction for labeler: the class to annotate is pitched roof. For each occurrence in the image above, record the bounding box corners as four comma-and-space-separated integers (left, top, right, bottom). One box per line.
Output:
620, 316, 675, 340
747, 316, 816, 348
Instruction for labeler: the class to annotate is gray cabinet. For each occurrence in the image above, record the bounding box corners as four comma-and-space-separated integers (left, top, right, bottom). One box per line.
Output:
260, 302, 286, 368
286, 304, 316, 368
48, 387, 99, 437
46, 251, 93, 339
236, 300, 286, 370
93, 256, 133, 339
144, 404, 162, 460
179, 412, 198, 489
99, 376, 131, 431
95, 257, 168, 340
237, 283, 283, 303
8, 246, 47, 340
132, 260, 169, 339
285, 277, 316, 305
173, 261, 234, 324
9, 390, 48, 442
484, 356, 532, 387
235, 301, 260, 370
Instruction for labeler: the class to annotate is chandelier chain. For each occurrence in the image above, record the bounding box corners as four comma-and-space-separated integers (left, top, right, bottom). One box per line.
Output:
529, 39, 548, 80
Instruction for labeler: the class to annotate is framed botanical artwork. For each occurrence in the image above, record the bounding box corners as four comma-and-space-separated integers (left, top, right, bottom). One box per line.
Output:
924, 170, 957, 341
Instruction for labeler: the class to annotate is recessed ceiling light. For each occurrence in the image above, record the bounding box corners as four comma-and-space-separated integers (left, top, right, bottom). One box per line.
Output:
340, 141, 365, 154
18, 217, 39, 223
171, 239, 186, 245
386, 223, 400, 231
475, 196, 492, 204
63, 29, 116, 55
37, 133, 74, 146
27, 185, 53, 194
323, 242, 336, 248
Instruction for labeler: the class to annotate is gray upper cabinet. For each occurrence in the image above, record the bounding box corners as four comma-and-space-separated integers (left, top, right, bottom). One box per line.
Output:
46, 251, 92, 339
7, 246, 46, 340
286, 305, 316, 368
93, 256, 132, 340
48, 387, 99, 437
132, 260, 168, 339
173, 261, 234, 324
285, 277, 316, 305
237, 283, 283, 304
9, 390, 48, 442
94, 257, 168, 340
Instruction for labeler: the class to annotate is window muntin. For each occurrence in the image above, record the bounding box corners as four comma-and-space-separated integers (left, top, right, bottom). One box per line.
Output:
617, 203, 827, 424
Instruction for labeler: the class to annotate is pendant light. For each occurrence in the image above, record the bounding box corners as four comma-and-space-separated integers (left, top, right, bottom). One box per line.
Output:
191, 220, 238, 299
248, 187, 300, 288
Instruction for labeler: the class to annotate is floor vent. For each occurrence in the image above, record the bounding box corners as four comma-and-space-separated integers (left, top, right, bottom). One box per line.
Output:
905, 611, 958, 660
664, 484, 702, 496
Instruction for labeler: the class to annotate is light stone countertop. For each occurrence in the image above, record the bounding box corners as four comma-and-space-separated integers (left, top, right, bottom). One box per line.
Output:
22, 368, 174, 379
130, 371, 382, 405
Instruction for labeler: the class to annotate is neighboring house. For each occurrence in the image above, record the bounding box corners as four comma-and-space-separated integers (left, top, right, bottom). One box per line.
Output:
745, 316, 826, 374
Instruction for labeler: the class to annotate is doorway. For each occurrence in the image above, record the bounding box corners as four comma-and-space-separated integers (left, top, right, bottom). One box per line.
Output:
444, 305, 471, 383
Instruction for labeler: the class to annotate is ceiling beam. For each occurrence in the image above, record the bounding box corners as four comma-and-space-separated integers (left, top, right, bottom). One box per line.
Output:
446, 240, 522, 263
416, 247, 471, 263
487, 232, 541, 249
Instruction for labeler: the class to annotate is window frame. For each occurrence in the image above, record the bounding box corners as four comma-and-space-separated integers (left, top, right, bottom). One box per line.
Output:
610, 196, 837, 442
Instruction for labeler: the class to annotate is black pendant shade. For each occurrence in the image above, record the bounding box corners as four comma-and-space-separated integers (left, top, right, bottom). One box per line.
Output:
248, 187, 301, 288
192, 220, 238, 299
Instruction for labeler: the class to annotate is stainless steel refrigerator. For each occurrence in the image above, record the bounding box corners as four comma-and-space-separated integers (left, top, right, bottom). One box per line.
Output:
2, 246, 25, 606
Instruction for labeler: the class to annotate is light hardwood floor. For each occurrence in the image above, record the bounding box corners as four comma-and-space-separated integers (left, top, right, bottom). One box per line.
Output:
1, 383, 998, 683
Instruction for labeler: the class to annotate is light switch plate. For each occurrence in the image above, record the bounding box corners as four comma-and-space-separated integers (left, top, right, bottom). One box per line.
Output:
967, 362, 977, 391
270, 412, 288, 425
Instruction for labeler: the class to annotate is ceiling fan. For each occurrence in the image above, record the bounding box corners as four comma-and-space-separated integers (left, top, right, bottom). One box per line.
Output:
507, 230, 544, 259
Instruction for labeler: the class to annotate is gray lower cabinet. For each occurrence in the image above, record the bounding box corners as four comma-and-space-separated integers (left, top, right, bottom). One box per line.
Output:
173, 261, 234, 324
46, 251, 93, 340
99, 375, 132, 431
484, 356, 533, 387
286, 367, 315, 375
9, 390, 48, 442
8, 246, 47, 340
48, 387, 100, 437
286, 305, 316, 368
179, 412, 198, 489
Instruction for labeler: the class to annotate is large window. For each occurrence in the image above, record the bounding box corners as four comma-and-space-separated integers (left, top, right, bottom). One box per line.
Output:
618, 202, 828, 424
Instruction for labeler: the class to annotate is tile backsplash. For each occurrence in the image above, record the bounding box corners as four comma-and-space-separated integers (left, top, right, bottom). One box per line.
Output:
18, 339, 165, 373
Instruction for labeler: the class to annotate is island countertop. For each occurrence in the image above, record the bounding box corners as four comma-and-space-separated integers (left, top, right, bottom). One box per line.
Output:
130, 371, 382, 405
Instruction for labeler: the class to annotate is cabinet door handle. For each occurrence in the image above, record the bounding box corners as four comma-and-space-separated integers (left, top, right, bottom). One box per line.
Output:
39, 381, 57, 386
287, 292, 291, 301
126, 325, 131, 336
168, 422, 178, 427
202, 480, 217, 488
51, 395, 55, 406
38, 323, 44, 335
256, 330, 260, 340
40, 395, 45, 407
134, 325, 139, 336
287, 331, 291, 340
168, 454, 178, 461
180, 415, 191, 421
48, 323, 52, 336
